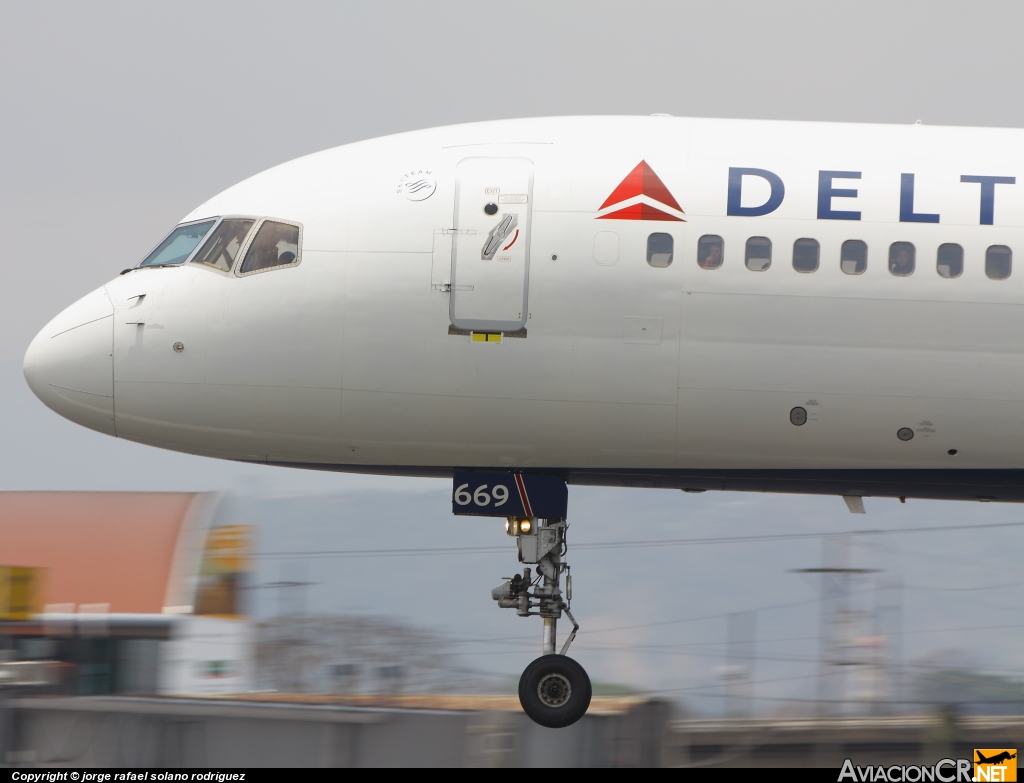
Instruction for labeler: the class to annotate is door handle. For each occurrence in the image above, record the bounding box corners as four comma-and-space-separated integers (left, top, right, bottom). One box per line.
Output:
481, 214, 518, 260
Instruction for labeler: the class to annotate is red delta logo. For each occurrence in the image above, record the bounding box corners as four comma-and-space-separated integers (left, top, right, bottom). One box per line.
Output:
597, 160, 685, 221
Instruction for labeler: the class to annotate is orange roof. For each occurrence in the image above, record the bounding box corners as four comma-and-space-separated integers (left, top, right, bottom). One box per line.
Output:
0, 492, 209, 614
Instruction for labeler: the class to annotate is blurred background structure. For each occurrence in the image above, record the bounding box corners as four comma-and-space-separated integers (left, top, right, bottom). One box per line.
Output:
1, 489, 1022, 766
0, 492, 252, 697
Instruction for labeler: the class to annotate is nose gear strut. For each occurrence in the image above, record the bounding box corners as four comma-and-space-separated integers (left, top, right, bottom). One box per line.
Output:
491, 516, 591, 727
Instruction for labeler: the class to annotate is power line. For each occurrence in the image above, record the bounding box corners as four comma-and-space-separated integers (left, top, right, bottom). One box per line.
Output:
671, 692, 1024, 706
641, 672, 821, 696
439, 615, 1024, 661
252, 519, 1024, 560
871, 537, 1014, 573
580, 596, 823, 635
450, 602, 1024, 649
906, 579, 1024, 592
444, 586, 878, 646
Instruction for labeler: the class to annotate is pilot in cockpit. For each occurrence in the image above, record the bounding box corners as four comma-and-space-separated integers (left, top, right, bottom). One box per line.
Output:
240, 221, 299, 272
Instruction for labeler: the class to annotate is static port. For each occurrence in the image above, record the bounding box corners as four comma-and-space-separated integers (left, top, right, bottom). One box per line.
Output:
897, 428, 914, 441
790, 407, 807, 426
484, 203, 498, 215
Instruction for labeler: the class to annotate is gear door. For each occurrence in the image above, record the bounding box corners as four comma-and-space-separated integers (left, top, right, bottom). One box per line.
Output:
450, 157, 533, 332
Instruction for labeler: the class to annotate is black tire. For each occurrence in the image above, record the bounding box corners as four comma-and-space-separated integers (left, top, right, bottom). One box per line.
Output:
518, 655, 592, 728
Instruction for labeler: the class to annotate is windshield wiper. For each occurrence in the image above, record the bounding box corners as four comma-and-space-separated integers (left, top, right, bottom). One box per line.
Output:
123, 263, 183, 274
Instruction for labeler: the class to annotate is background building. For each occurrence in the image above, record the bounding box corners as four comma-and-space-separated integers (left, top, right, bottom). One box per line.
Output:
0, 492, 253, 696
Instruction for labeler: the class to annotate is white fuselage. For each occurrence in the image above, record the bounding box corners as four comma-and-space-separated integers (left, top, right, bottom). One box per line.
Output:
24, 116, 1024, 496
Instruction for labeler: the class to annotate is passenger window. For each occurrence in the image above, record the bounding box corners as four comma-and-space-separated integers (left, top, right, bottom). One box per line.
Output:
745, 237, 772, 271
936, 243, 963, 279
239, 221, 301, 274
840, 240, 867, 275
594, 231, 619, 265
191, 219, 256, 272
139, 219, 216, 267
889, 242, 915, 276
986, 245, 1012, 279
792, 238, 819, 273
697, 235, 723, 269
646, 233, 673, 268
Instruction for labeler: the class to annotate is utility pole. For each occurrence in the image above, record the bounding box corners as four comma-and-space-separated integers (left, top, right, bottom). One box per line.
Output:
251, 575, 316, 692
724, 611, 757, 719
794, 536, 877, 717
874, 576, 904, 715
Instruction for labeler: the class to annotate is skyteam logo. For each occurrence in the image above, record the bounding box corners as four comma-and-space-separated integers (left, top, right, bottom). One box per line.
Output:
596, 160, 685, 221
396, 170, 436, 201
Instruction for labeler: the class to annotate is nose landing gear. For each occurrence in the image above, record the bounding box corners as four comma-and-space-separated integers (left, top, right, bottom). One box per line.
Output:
519, 653, 591, 728
491, 516, 591, 728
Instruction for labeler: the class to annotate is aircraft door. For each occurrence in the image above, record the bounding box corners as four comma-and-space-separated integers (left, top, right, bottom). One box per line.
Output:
450, 157, 533, 332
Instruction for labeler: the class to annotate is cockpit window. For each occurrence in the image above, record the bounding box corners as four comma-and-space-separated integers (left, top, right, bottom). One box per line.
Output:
239, 220, 301, 274
191, 219, 256, 272
139, 220, 216, 267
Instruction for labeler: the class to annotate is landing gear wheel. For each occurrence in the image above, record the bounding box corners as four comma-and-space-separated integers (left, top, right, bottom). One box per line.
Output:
518, 655, 592, 728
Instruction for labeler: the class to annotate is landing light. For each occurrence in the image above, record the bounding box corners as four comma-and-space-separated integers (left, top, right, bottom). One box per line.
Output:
506, 517, 534, 536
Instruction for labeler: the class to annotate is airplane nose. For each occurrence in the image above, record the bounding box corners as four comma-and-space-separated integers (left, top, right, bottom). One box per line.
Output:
23, 286, 116, 436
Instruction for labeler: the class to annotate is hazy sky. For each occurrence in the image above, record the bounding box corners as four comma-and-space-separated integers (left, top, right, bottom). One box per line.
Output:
6, 0, 1024, 365
2, 2, 1024, 709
